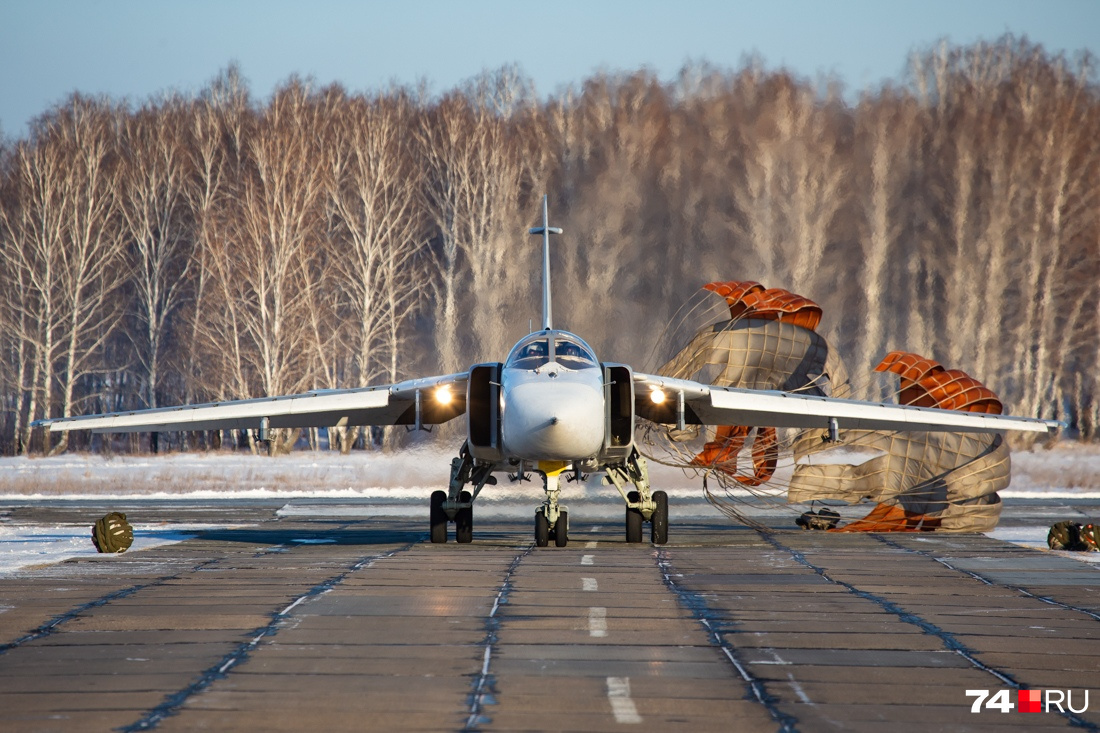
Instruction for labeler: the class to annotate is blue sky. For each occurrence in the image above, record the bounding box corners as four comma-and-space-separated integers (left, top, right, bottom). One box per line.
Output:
2, 0, 1097, 137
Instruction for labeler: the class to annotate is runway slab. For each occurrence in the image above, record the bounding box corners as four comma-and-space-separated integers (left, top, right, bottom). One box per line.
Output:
1, 505, 1099, 732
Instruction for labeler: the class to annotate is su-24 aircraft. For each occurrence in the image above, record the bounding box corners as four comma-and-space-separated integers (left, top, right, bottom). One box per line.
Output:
35, 197, 1061, 547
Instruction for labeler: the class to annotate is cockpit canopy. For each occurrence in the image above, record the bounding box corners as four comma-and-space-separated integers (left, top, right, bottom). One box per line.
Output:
506, 331, 598, 370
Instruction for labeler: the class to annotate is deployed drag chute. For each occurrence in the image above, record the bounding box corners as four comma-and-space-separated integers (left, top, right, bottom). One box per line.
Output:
790, 352, 1010, 532
652, 281, 851, 489
645, 281, 1047, 533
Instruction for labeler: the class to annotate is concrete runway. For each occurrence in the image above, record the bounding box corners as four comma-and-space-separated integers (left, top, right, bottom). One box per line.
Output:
2, 501, 1099, 732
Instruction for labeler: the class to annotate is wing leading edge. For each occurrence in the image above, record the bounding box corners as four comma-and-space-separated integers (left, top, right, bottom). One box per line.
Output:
633, 373, 1060, 435
32, 374, 469, 434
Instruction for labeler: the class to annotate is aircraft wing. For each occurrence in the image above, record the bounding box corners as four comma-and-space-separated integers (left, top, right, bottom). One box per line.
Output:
32, 373, 468, 434
633, 373, 1060, 435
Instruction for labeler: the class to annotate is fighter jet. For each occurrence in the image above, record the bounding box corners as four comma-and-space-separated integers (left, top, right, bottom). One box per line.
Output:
33, 198, 1060, 547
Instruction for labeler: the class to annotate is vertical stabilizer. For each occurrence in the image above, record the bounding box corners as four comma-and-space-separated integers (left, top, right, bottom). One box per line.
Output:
528, 195, 562, 331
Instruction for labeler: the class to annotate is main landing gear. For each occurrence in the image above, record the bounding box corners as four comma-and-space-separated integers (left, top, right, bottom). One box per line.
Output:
430, 442, 496, 544
605, 449, 668, 545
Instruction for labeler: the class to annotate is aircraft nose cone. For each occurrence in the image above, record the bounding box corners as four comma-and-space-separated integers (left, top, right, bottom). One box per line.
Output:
503, 380, 604, 460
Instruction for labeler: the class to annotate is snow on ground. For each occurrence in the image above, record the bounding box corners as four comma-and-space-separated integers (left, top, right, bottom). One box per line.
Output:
2, 441, 1098, 499
0, 447, 457, 499
1001, 441, 1100, 497
0, 446, 723, 501
0, 523, 247, 576
987, 525, 1100, 566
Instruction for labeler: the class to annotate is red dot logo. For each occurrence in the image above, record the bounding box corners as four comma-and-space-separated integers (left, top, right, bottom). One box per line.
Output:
1018, 690, 1042, 713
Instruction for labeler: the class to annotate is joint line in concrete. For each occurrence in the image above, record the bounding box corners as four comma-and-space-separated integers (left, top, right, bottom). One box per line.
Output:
766, 534, 1099, 733
119, 542, 416, 732
874, 534, 1100, 622
655, 549, 800, 733
464, 545, 531, 731
0, 557, 220, 657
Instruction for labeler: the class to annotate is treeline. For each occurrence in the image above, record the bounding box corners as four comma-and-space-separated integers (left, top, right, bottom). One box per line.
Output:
1, 35, 1098, 455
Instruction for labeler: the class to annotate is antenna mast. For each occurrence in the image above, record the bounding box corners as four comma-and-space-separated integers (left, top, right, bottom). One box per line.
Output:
528, 195, 562, 331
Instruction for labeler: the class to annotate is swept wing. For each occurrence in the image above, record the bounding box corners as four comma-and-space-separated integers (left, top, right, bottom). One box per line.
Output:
32, 374, 468, 434
633, 373, 1059, 435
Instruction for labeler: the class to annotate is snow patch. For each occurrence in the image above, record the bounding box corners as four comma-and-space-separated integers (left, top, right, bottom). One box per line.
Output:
0, 523, 242, 576
986, 526, 1100, 566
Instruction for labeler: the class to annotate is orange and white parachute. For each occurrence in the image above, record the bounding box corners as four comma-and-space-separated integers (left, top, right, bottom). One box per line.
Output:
644, 281, 1010, 533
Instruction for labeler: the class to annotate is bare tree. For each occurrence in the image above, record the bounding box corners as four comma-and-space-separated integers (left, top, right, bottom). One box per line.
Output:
1013, 50, 1100, 419
0, 97, 128, 454
180, 66, 252, 431
201, 79, 332, 453
550, 72, 672, 354
725, 70, 849, 299
852, 89, 925, 383
118, 96, 195, 414
323, 88, 427, 451
48, 99, 129, 453
418, 68, 537, 370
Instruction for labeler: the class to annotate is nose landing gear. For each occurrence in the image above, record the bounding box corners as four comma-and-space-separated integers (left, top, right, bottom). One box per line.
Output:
535, 461, 570, 547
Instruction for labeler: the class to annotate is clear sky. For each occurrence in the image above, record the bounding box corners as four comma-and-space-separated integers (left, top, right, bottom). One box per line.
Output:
2, 0, 1097, 138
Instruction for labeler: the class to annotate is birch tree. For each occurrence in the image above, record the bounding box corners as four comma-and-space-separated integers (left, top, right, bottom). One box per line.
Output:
118, 96, 195, 412
208, 79, 332, 453
418, 67, 537, 369
323, 89, 426, 451
0, 97, 128, 453
852, 89, 924, 382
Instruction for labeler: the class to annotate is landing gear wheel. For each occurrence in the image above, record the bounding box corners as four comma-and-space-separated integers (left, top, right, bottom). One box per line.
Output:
535, 509, 550, 547
625, 490, 643, 543
554, 510, 569, 547
455, 490, 473, 544
430, 490, 447, 544
651, 490, 668, 545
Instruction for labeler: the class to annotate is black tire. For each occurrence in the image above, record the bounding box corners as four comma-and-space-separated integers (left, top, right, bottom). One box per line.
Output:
651, 490, 668, 545
535, 509, 550, 547
554, 510, 569, 547
455, 490, 473, 544
625, 490, 643, 543
430, 490, 448, 544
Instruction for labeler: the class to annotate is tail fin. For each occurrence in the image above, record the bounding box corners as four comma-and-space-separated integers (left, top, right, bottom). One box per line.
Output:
528, 195, 562, 331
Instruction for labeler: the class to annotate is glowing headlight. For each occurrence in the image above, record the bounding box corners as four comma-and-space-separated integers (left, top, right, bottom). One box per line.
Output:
650, 388, 666, 404
434, 386, 453, 405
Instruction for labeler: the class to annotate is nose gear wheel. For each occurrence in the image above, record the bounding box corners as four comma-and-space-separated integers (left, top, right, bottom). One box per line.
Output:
535, 509, 550, 547
554, 510, 569, 547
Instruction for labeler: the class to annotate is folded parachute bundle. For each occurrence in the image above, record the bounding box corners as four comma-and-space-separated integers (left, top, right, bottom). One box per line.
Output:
1047, 521, 1100, 552
92, 512, 134, 553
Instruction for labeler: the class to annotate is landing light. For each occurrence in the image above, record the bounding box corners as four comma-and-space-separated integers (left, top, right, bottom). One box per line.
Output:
434, 385, 453, 405
650, 388, 667, 404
